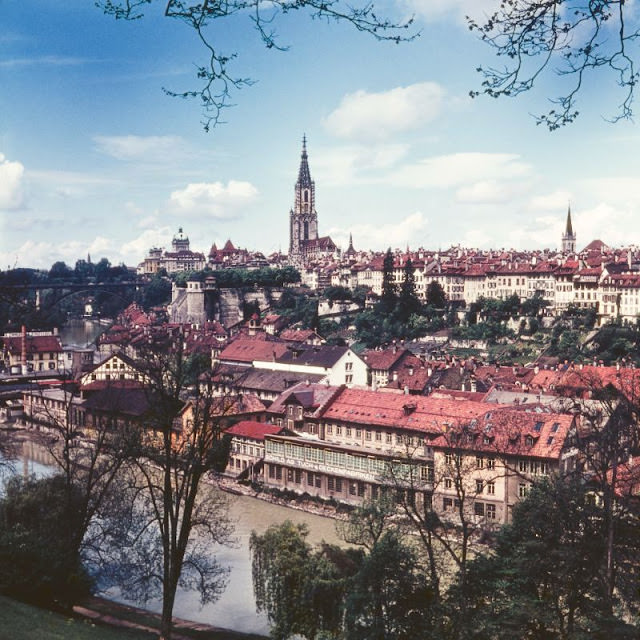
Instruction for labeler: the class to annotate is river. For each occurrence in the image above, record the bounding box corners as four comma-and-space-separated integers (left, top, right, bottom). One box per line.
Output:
3, 440, 342, 636
59, 318, 108, 348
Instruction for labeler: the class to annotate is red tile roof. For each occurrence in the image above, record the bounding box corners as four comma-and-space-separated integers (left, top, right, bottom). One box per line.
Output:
218, 336, 289, 364
225, 420, 282, 441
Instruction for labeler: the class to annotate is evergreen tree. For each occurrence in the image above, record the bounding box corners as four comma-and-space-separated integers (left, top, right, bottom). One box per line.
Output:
380, 248, 398, 314
398, 258, 421, 321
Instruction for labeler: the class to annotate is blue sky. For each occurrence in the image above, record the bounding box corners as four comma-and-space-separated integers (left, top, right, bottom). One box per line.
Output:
2, 1, 640, 270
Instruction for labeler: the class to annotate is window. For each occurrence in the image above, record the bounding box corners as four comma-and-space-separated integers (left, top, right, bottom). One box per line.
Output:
486, 457, 495, 470
287, 469, 294, 481
421, 464, 434, 482
486, 481, 495, 495
346, 427, 352, 437
349, 482, 357, 496
365, 430, 372, 441
486, 504, 496, 520
445, 477, 453, 490
476, 480, 484, 494
356, 429, 362, 439
474, 502, 485, 517
336, 426, 342, 436
345, 361, 353, 371
295, 469, 302, 484
443, 497, 453, 510
315, 475, 322, 488
345, 375, 353, 384
328, 477, 335, 491
335, 478, 343, 493
386, 432, 392, 444
308, 472, 314, 485
357, 482, 365, 497
519, 483, 529, 498
519, 460, 528, 473
276, 467, 282, 480
375, 431, 382, 441
476, 456, 484, 469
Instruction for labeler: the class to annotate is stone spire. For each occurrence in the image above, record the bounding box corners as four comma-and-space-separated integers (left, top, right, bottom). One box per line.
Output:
297, 134, 312, 188
561, 204, 576, 254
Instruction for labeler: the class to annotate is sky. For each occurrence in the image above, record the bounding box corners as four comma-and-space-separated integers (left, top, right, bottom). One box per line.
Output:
3, 1, 640, 270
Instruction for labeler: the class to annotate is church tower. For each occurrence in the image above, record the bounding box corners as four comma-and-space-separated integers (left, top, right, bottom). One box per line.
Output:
289, 135, 318, 264
561, 205, 576, 254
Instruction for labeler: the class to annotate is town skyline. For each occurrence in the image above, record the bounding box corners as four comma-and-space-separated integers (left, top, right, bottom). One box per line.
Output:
4, 2, 640, 271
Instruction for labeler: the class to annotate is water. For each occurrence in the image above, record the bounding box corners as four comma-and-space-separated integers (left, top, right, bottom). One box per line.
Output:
5, 440, 342, 636
59, 319, 107, 348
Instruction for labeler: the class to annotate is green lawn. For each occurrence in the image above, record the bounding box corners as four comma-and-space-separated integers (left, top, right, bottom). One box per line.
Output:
0, 595, 155, 640
0, 595, 268, 640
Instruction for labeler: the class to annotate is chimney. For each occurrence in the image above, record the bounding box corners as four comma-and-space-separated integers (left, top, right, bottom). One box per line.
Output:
21, 325, 27, 374
408, 366, 414, 376
393, 371, 399, 381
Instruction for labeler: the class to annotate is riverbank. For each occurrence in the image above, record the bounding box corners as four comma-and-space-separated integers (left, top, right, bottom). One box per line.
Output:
73, 595, 268, 639
0, 594, 267, 640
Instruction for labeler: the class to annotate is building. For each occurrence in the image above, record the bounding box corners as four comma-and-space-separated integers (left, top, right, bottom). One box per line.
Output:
1, 328, 64, 373
138, 228, 206, 275
261, 387, 577, 523
288, 136, 337, 266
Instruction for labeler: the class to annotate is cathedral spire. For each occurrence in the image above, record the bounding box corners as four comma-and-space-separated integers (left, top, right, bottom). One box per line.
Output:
297, 134, 312, 188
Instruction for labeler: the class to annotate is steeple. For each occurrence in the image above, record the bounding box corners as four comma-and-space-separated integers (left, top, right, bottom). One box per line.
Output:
297, 134, 312, 188
289, 135, 318, 263
561, 204, 576, 254
565, 205, 573, 236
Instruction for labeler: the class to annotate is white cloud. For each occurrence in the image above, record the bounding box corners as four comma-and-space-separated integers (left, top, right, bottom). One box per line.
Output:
402, 0, 500, 23
327, 211, 429, 251
584, 177, 640, 207
120, 227, 174, 263
166, 180, 258, 219
0, 153, 26, 210
456, 180, 525, 204
527, 190, 573, 212
324, 83, 445, 141
93, 135, 186, 161
0, 237, 117, 270
0, 55, 87, 68
313, 143, 410, 186
388, 152, 532, 189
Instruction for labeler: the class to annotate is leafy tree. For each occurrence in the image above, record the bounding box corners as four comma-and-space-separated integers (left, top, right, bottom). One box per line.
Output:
323, 286, 352, 303
251, 520, 357, 640
426, 281, 446, 309
344, 531, 436, 640
48, 261, 73, 280
0, 475, 92, 608
141, 272, 172, 309
468, 1, 640, 130
106, 346, 235, 640
99, 1, 414, 130
453, 476, 638, 639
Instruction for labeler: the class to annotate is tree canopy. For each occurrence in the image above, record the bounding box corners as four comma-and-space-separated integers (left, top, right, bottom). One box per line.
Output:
99, 0, 416, 129
469, 1, 640, 129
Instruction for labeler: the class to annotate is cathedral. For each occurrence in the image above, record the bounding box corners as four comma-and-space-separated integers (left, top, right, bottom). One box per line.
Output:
288, 136, 337, 266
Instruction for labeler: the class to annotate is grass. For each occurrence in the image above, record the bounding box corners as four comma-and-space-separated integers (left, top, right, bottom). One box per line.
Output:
0, 595, 155, 640
0, 595, 268, 640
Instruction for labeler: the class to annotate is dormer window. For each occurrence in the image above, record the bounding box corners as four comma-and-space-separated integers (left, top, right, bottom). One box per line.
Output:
525, 435, 534, 447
